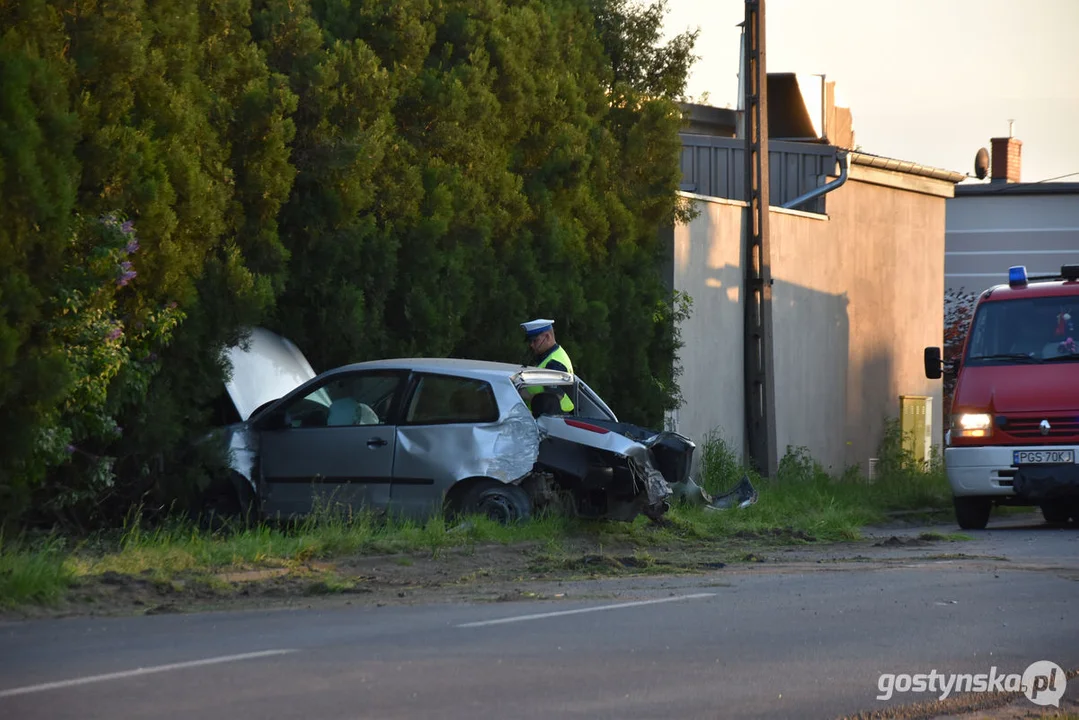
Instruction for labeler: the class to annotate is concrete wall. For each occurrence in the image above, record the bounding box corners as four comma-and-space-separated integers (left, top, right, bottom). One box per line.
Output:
767, 209, 850, 471
770, 175, 946, 472
668, 167, 949, 474
665, 194, 746, 455
945, 190, 1079, 295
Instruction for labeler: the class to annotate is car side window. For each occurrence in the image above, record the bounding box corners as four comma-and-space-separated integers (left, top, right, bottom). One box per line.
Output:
405, 374, 499, 425
283, 372, 403, 428
574, 390, 607, 420
574, 386, 619, 421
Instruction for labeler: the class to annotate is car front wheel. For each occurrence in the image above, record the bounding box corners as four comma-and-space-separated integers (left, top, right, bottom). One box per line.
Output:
953, 496, 992, 530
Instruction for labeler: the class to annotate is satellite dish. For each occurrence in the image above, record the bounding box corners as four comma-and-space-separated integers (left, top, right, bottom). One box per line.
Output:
974, 147, 990, 180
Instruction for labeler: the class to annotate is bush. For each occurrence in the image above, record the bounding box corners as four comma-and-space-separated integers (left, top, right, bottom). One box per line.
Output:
870, 417, 950, 511
30, 214, 182, 525
696, 428, 748, 495
1, 0, 700, 533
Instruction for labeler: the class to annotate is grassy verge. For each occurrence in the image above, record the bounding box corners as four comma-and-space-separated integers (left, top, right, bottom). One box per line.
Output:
0, 508, 574, 609
1, 418, 955, 610
0, 535, 73, 608
680, 420, 954, 540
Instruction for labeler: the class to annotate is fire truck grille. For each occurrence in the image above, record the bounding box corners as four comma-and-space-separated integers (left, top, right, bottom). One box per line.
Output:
1001, 416, 1079, 441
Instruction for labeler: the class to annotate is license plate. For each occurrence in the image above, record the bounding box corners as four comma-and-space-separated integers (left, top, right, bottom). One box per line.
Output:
1013, 449, 1076, 465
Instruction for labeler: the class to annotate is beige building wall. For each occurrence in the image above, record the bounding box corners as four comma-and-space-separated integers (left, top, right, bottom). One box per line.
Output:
771, 171, 948, 472
665, 195, 747, 456
668, 164, 952, 474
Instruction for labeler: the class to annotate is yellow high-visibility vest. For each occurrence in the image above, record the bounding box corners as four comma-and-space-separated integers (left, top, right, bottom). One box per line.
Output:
528, 345, 575, 412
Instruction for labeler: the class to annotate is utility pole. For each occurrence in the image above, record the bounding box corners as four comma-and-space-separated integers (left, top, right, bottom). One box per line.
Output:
742, 0, 778, 478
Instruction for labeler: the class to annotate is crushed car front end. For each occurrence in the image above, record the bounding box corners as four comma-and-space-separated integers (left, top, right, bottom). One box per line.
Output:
512, 369, 697, 522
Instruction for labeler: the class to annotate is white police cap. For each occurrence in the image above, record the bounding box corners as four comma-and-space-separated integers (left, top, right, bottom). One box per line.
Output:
520, 318, 555, 338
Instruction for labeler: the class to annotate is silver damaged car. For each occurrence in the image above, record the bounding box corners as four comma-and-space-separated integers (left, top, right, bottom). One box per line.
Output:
211, 328, 701, 524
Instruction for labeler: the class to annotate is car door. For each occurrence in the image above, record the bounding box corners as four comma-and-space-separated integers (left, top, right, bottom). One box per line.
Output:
257, 370, 408, 519
389, 372, 504, 520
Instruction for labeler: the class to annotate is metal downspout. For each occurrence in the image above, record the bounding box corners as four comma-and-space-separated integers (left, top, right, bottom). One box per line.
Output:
781, 150, 849, 211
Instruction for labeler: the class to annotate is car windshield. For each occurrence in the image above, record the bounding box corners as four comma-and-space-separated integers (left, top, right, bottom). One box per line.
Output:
965, 295, 1078, 364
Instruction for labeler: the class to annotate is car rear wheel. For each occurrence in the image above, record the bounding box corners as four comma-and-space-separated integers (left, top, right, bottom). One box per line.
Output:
459, 481, 532, 525
953, 496, 992, 530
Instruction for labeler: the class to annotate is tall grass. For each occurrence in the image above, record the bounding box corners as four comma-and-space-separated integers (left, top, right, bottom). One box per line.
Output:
678, 420, 952, 541
1, 417, 954, 608
0, 535, 74, 608
2, 505, 576, 608
67, 503, 575, 579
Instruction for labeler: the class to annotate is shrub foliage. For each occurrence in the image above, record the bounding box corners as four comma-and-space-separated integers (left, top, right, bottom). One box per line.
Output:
0, 0, 698, 530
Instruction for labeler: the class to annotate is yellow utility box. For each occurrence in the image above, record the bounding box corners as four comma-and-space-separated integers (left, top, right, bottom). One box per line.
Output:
899, 395, 933, 468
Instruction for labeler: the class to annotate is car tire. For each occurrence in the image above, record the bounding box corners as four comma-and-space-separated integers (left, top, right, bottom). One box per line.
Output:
953, 496, 992, 530
1041, 504, 1073, 525
202, 486, 241, 533
201, 474, 257, 532
461, 481, 532, 525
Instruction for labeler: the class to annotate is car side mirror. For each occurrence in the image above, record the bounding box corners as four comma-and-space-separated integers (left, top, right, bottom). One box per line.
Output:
924, 346, 943, 380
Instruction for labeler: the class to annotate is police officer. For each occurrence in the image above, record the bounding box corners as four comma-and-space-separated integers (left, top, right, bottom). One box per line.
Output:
520, 318, 575, 412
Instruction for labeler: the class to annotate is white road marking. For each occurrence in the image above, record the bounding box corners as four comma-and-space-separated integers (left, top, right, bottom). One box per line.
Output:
0, 649, 296, 698
457, 592, 716, 628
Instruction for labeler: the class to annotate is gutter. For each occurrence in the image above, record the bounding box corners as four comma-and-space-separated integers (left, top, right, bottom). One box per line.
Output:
851, 152, 967, 184
782, 150, 849, 211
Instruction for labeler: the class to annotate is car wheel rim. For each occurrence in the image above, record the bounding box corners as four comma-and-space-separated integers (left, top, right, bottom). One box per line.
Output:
479, 493, 515, 523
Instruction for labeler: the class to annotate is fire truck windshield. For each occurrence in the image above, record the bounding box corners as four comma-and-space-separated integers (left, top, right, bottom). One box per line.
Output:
965, 296, 1078, 364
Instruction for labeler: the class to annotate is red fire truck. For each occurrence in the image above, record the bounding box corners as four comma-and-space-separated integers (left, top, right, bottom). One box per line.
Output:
924, 263, 1079, 529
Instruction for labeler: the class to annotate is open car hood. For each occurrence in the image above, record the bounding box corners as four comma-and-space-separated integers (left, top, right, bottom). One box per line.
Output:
224, 327, 318, 421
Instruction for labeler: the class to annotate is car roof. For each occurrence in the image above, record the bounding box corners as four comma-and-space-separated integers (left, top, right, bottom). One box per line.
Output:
324, 357, 535, 381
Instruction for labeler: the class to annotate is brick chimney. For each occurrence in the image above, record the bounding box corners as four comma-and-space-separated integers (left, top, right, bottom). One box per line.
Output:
990, 135, 1022, 183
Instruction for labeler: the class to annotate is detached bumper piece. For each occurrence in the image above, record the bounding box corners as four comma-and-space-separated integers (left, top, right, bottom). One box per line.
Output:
671, 474, 759, 511
1012, 463, 1079, 503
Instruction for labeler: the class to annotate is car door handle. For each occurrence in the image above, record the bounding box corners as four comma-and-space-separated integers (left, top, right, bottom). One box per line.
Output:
367, 437, 388, 448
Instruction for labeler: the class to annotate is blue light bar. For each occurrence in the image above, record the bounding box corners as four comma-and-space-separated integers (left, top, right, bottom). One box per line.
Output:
1008, 265, 1028, 287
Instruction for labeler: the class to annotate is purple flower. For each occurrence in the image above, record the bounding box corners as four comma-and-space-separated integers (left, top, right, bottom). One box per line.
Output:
125, 239, 140, 254
106, 326, 123, 341
117, 270, 137, 287
65, 444, 76, 455
166, 301, 177, 310
121, 220, 135, 234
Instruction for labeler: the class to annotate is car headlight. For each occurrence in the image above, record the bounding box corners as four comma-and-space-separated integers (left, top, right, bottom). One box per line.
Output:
952, 413, 992, 438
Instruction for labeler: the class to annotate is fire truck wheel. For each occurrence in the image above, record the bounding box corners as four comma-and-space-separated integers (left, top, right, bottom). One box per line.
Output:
953, 496, 991, 530
1040, 503, 1073, 525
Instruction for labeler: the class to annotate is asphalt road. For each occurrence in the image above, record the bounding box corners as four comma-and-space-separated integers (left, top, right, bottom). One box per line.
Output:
2, 517, 1077, 720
